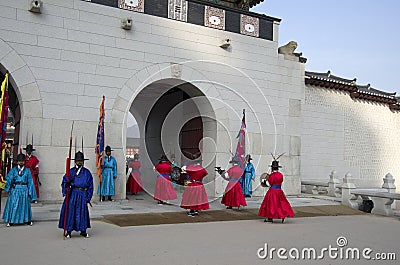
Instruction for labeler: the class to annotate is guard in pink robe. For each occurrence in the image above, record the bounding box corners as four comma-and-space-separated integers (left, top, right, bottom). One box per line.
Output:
219, 156, 247, 209
153, 155, 177, 204
180, 156, 209, 216
126, 154, 143, 194
258, 160, 295, 223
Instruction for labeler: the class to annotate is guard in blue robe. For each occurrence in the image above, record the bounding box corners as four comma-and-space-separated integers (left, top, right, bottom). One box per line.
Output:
240, 154, 255, 197
2, 153, 37, 226
97, 146, 117, 201
58, 151, 93, 238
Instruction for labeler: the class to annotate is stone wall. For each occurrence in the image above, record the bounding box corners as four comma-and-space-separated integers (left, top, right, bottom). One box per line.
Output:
0, 0, 303, 200
302, 85, 400, 187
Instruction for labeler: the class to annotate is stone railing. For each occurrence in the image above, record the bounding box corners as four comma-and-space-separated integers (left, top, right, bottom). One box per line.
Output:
301, 170, 341, 197
341, 173, 399, 216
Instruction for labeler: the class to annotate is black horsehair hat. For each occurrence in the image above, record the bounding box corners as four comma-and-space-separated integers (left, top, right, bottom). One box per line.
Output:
159, 154, 169, 162
23, 144, 35, 151
229, 155, 239, 164
270, 153, 284, 168
73, 151, 89, 161
270, 160, 282, 168
17, 153, 26, 161
191, 152, 202, 163
105, 146, 113, 152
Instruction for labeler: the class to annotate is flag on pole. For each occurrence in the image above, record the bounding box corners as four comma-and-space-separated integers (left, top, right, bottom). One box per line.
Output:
234, 109, 246, 169
95, 96, 105, 182
0, 72, 9, 189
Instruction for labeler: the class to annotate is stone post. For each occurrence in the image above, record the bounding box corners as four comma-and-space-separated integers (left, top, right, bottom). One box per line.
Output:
341, 172, 358, 208
381, 173, 397, 211
382, 173, 396, 193
327, 170, 340, 197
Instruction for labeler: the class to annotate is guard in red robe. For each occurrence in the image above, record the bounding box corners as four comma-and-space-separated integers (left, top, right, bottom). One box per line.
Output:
24, 144, 40, 201
220, 156, 247, 209
126, 154, 144, 194
153, 155, 177, 204
180, 155, 209, 216
258, 160, 295, 223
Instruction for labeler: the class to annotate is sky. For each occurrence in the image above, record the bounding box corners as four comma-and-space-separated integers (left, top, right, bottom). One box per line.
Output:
251, 0, 400, 94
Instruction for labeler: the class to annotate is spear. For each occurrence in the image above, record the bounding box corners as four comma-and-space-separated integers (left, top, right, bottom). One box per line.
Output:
63, 122, 74, 239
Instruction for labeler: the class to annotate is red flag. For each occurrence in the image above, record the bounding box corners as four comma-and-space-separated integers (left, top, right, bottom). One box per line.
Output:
235, 109, 246, 169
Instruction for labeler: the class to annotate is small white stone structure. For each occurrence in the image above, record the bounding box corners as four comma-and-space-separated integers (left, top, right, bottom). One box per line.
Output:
341, 173, 400, 216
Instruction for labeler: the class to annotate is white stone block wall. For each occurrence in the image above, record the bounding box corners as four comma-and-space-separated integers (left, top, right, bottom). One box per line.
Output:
302, 85, 400, 187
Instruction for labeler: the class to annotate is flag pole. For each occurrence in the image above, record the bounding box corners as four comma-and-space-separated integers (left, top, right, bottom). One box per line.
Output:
63, 121, 74, 239
0, 71, 9, 214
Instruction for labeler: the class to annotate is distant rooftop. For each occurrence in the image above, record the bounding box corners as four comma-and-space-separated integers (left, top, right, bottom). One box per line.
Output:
305, 71, 400, 111
202, 0, 265, 11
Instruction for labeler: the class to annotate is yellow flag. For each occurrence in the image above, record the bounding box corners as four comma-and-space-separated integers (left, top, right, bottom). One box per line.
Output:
0, 72, 8, 118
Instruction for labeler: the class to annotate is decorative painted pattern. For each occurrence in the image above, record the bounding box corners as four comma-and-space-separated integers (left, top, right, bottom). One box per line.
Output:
168, 0, 188, 22
119, 0, 144, 13
204, 6, 225, 30
240, 14, 259, 37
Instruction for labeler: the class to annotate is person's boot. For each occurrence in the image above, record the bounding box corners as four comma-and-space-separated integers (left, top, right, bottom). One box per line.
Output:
65, 231, 72, 238
80, 231, 89, 238
101, 196, 105, 202
108, 196, 113, 201
264, 218, 273, 223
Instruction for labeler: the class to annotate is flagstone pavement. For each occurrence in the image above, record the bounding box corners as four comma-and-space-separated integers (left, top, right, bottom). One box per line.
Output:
1, 193, 399, 265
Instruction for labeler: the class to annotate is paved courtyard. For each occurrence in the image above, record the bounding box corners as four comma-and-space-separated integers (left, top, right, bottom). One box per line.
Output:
0, 193, 399, 265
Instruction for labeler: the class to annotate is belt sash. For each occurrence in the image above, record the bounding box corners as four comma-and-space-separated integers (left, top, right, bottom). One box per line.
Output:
158, 173, 170, 178
270, 185, 281, 189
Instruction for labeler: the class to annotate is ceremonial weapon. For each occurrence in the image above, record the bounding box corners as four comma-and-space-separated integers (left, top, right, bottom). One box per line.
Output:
63, 122, 74, 239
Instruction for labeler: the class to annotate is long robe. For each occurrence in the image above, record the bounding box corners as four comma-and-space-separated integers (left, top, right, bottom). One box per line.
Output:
2, 166, 37, 224
25, 154, 40, 198
153, 161, 177, 201
127, 160, 143, 194
97, 156, 117, 196
221, 165, 247, 207
58, 166, 94, 232
180, 164, 209, 210
258, 171, 295, 219
240, 162, 255, 196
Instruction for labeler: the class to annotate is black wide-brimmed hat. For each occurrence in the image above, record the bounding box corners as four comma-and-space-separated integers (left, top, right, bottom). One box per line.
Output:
191, 152, 202, 163
246, 154, 252, 161
23, 144, 35, 151
229, 155, 239, 164
105, 146, 113, 152
270, 160, 282, 168
159, 154, 169, 162
16, 153, 26, 161
73, 151, 88, 161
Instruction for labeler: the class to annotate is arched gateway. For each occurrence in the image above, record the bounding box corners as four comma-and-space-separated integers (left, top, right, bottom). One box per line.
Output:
116, 63, 218, 198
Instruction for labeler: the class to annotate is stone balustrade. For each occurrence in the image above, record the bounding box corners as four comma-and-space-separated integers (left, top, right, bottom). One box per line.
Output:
301, 170, 340, 197
342, 173, 399, 216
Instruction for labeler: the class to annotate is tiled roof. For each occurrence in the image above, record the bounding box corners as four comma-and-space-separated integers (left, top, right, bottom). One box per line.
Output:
305, 71, 400, 110
249, 0, 264, 8
305, 71, 358, 93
